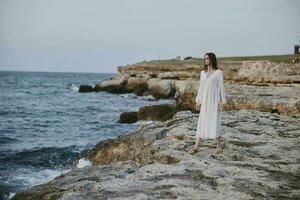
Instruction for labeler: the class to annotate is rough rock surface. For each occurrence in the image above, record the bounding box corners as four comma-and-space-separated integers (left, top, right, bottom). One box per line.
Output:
118, 60, 300, 84
12, 110, 300, 200
118, 112, 138, 124
85, 61, 300, 115
78, 85, 94, 93
175, 82, 300, 115
237, 61, 300, 84
94, 74, 130, 93
137, 104, 177, 122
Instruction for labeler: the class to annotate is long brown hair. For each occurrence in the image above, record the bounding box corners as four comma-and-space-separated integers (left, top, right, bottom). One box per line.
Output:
203, 52, 218, 71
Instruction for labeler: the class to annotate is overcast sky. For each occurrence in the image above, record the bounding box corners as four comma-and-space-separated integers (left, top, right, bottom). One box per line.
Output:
0, 0, 299, 73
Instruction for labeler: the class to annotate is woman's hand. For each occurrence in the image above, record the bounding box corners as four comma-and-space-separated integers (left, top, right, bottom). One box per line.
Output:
218, 103, 224, 111
196, 102, 201, 111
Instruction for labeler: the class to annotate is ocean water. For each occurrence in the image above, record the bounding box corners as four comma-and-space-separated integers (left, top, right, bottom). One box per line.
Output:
0, 71, 174, 199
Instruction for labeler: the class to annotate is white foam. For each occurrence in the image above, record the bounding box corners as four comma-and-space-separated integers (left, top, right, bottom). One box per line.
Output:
70, 83, 79, 91
119, 93, 137, 99
135, 120, 155, 125
137, 95, 156, 101
76, 158, 92, 168
8, 192, 16, 200
9, 167, 70, 187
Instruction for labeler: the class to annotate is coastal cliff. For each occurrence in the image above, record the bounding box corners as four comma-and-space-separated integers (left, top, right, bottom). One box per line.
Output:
12, 55, 300, 199
82, 58, 300, 115
12, 110, 300, 199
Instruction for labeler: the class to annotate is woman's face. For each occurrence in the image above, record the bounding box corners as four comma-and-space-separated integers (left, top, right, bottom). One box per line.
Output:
204, 54, 211, 66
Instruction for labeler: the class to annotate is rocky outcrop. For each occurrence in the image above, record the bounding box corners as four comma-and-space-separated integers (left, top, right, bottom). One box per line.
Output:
78, 85, 94, 93
145, 79, 176, 99
12, 110, 300, 200
80, 60, 300, 115
118, 112, 138, 124
118, 60, 300, 84
117, 63, 201, 80
94, 74, 130, 93
237, 61, 300, 84
126, 77, 149, 96
118, 104, 178, 124
137, 104, 177, 122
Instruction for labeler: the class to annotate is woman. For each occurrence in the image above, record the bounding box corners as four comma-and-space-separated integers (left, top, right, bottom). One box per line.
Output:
188, 52, 226, 155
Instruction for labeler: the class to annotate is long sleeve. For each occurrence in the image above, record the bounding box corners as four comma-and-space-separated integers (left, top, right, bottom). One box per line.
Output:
195, 71, 204, 104
219, 70, 226, 103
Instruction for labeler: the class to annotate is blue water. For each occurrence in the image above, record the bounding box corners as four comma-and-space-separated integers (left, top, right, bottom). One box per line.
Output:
0, 71, 174, 199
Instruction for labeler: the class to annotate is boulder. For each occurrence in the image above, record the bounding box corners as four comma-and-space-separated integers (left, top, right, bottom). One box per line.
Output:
78, 85, 94, 93
146, 79, 176, 99
118, 112, 138, 124
126, 77, 149, 96
12, 110, 300, 200
137, 104, 177, 122
94, 74, 129, 93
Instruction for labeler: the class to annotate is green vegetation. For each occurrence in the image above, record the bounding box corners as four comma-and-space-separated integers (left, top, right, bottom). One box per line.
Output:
137, 54, 299, 65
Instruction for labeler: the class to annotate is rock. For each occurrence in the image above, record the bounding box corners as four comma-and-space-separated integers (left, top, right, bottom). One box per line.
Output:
117, 60, 300, 84
137, 104, 177, 122
12, 110, 300, 200
78, 85, 94, 93
94, 74, 129, 93
118, 63, 201, 80
146, 79, 176, 99
157, 71, 199, 80
83, 60, 300, 115
126, 77, 149, 96
174, 82, 300, 115
118, 112, 138, 124
238, 61, 300, 84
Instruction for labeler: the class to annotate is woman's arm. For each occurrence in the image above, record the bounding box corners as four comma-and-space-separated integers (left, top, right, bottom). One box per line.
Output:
195, 71, 204, 104
219, 70, 226, 103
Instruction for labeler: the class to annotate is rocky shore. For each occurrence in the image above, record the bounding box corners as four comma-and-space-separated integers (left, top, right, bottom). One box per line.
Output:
12, 110, 300, 199
12, 57, 300, 199
80, 60, 300, 115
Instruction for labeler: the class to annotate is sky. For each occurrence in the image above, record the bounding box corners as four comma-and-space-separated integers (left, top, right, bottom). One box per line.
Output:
0, 0, 299, 73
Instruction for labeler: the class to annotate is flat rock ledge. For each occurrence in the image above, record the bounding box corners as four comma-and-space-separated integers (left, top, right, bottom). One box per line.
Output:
12, 110, 300, 200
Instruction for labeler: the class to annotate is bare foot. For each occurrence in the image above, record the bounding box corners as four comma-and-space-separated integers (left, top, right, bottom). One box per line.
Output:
188, 146, 199, 155
213, 147, 223, 155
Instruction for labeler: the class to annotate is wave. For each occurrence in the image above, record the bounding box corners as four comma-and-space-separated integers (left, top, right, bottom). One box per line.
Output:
0, 146, 80, 169
0, 136, 17, 144
137, 95, 156, 101
70, 83, 79, 92
119, 93, 138, 99
1, 166, 70, 200
119, 93, 157, 101
76, 158, 92, 168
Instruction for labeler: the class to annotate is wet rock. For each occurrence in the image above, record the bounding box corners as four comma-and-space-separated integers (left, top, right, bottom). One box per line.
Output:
146, 79, 176, 99
94, 74, 129, 93
12, 110, 300, 200
126, 77, 149, 96
78, 85, 94, 93
137, 104, 177, 122
118, 112, 138, 124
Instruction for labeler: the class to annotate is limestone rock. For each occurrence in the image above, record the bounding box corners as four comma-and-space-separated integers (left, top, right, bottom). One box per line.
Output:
118, 112, 138, 124
78, 85, 94, 93
146, 79, 175, 99
94, 74, 129, 93
137, 104, 177, 122
125, 77, 149, 96
12, 110, 300, 200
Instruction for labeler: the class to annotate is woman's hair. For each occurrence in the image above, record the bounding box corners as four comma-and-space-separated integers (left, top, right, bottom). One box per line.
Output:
203, 52, 218, 70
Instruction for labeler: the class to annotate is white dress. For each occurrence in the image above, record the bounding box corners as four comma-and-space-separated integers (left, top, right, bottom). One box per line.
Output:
195, 69, 226, 139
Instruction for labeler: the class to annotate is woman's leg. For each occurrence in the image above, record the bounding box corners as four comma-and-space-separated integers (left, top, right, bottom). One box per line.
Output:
195, 137, 203, 148
188, 137, 203, 154
214, 136, 222, 154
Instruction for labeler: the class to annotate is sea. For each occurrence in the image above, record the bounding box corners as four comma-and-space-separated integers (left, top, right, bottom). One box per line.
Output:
0, 71, 174, 199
